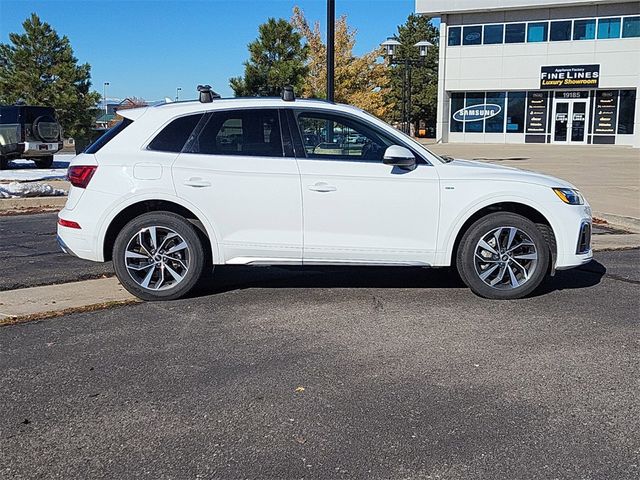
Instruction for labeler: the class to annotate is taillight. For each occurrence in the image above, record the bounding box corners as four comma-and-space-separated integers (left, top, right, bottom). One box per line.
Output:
67, 165, 97, 188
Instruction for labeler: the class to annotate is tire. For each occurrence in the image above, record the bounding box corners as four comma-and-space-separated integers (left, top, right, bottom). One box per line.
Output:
113, 211, 206, 301
32, 115, 60, 142
456, 212, 550, 300
0, 156, 8, 170
34, 155, 54, 169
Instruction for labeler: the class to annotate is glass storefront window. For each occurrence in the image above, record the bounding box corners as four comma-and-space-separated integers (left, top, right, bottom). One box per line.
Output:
622, 16, 640, 38
550, 21, 572, 41
464, 93, 485, 132
597, 18, 621, 39
527, 22, 548, 42
573, 19, 596, 40
484, 24, 504, 44
505, 23, 526, 43
448, 26, 461, 46
463, 26, 482, 45
506, 92, 526, 133
450, 93, 465, 132
618, 90, 637, 134
485, 92, 506, 132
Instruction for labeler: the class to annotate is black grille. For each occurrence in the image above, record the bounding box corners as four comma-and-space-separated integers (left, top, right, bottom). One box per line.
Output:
576, 222, 592, 254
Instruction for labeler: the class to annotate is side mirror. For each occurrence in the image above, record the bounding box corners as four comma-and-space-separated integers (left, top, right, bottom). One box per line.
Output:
383, 145, 416, 169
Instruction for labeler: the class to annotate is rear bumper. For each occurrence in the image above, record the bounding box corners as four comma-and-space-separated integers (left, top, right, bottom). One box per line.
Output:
23, 141, 62, 156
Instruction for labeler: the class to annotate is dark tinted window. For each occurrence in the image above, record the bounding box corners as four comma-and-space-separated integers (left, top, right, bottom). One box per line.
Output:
618, 90, 636, 134
296, 111, 393, 161
450, 93, 465, 133
550, 20, 572, 41
574, 19, 596, 40
505, 23, 526, 43
464, 93, 485, 133
485, 92, 506, 132
506, 92, 526, 133
448, 27, 461, 46
483, 24, 504, 44
148, 114, 203, 152
463, 25, 482, 45
194, 109, 282, 157
622, 16, 640, 38
86, 118, 133, 154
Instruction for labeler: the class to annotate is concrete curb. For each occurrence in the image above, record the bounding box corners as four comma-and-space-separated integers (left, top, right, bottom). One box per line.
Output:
0, 277, 136, 324
0, 196, 66, 213
594, 212, 640, 234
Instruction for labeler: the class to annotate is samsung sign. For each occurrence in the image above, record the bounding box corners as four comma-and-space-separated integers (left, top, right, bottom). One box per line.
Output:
540, 64, 600, 89
453, 104, 502, 122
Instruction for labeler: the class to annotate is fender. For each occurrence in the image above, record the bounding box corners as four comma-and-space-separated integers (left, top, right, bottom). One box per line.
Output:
436, 193, 562, 266
96, 192, 222, 263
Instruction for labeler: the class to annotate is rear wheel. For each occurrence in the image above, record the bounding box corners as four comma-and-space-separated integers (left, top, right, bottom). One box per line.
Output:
113, 212, 206, 301
34, 155, 54, 169
0, 156, 7, 170
456, 212, 550, 300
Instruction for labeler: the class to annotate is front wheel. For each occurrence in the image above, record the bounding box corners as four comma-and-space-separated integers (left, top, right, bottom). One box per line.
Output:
113, 212, 206, 301
456, 213, 550, 300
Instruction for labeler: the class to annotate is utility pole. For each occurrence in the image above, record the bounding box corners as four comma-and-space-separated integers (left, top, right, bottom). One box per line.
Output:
103, 82, 110, 115
326, 0, 335, 102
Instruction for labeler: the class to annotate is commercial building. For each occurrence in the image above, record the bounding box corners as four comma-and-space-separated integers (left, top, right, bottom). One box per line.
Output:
415, 0, 640, 147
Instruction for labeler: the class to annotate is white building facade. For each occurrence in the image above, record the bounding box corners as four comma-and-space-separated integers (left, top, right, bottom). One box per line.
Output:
415, 0, 640, 147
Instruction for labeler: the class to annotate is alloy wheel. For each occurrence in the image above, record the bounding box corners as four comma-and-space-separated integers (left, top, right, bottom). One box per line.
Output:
474, 226, 538, 290
124, 226, 190, 290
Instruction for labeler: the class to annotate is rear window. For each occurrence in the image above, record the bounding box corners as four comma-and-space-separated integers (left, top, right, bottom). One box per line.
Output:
147, 114, 203, 152
85, 118, 132, 154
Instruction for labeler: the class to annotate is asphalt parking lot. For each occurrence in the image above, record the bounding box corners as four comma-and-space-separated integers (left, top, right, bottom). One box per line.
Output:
1, 242, 639, 479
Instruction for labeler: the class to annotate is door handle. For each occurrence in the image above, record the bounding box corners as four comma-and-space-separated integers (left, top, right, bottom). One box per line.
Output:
183, 177, 211, 188
308, 182, 337, 193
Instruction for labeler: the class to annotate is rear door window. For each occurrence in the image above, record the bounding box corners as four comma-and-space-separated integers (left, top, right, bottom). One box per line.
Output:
191, 109, 283, 157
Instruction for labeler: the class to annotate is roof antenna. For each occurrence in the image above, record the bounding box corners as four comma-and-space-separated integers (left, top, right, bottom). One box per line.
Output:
197, 85, 220, 103
281, 85, 295, 102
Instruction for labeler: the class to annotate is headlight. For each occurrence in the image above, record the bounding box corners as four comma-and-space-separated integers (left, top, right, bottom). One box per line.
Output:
553, 188, 584, 205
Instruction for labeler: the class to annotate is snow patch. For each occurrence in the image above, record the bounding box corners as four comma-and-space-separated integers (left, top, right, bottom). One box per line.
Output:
0, 182, 67, 198
0, 154, 73, 182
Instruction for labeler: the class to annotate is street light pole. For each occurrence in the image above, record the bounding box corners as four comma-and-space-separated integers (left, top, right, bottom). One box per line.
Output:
176, 87, 182, 102
381, 39, 432, 135
326, 0, 335, 102
103, 82, 110, 115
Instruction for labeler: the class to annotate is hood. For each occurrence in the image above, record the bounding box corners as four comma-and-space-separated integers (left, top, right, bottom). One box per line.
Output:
439, 159, 577, 189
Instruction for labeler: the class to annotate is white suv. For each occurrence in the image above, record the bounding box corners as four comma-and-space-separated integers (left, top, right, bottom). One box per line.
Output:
57, 89, 593, 301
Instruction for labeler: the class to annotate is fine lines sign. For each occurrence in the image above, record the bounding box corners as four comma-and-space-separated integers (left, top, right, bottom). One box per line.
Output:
540, 65, 600, 89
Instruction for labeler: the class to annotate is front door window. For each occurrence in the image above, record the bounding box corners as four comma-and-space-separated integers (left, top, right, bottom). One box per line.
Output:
553, 99, 588, 144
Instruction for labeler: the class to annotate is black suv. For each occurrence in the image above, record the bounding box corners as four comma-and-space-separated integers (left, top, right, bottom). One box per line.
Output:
0, 105, 63, 169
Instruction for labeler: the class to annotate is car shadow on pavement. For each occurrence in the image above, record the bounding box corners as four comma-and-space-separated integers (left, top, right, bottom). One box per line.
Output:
189, 260, 606, 298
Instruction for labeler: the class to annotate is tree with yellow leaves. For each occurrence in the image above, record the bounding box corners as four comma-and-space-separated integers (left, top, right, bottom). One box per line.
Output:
291, 7, 391, 119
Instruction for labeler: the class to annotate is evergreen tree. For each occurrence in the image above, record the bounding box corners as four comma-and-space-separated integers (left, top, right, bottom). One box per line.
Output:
387, 14, 439, 131
0, 13, 101, 138
230, 18, 308, 97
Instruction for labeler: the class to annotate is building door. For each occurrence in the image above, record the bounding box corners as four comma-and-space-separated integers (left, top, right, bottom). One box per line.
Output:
552, 99, 589, 144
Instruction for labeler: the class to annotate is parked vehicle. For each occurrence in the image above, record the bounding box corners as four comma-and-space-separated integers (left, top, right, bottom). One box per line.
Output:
0, 105, 63, 169
57, 88, 592, 301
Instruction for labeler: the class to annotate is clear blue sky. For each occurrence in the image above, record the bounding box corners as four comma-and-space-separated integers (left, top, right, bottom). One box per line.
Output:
0, 0, 431, 101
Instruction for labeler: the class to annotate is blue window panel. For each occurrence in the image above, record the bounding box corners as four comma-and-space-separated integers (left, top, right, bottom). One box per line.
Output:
527, 22, 548, 42
598, 18, 621, 39
505, 23, 526, 43
448, 26, 461, 46
506, 92, 526, 133
574, 19, 596, 40
463, 25, 482, 45
550, 20, 572, 41
622, 16, 640, 38
483, 24, 504, 44
450, 93, 465, 132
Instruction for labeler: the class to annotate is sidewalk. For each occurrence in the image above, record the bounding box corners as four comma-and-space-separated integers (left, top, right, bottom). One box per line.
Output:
421, 142, 640, 224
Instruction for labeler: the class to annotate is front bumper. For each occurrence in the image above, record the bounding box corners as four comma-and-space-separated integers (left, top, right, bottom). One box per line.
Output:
554, 206, 593, 270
